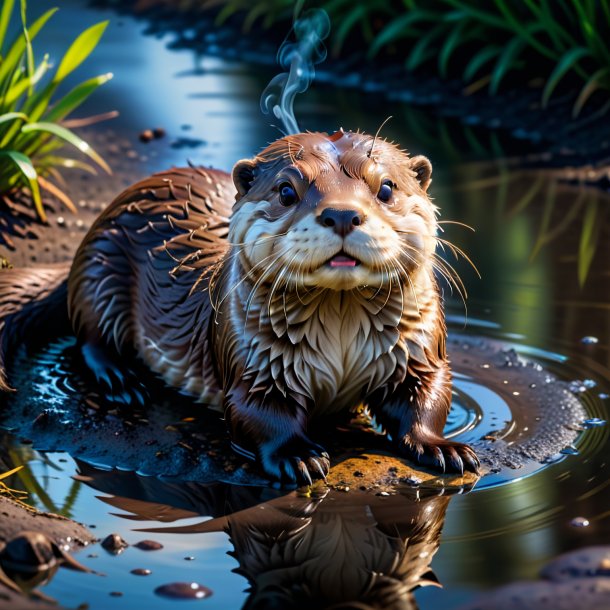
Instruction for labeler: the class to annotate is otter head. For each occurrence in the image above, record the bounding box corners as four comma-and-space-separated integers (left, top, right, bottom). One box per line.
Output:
229, 130, 436, 292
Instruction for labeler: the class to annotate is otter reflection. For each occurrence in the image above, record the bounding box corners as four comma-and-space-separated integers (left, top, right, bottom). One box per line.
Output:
77, 463, 464, 610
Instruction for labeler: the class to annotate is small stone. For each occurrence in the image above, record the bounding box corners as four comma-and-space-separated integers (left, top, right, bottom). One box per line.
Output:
184, 556, 195, 561
335, 485, 350, 492
131, 568, 152, 576
139, 129, 154, 143
153, 127, 166, 139
109, 592, 123, 597
376, 491, 390, 497
101, 534, 128, 554
134, 540, 163, 551
155, 582, 213, 600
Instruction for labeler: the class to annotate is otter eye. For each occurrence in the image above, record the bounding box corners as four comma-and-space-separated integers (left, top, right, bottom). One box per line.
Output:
377, 180, 393, 203
278, 182, 299, 206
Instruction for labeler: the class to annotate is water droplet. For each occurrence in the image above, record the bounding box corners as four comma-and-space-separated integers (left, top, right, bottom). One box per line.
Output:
184, 556, 195, 561
581, 336, 599, 345
583, 418, 606, 428
599, 393, 609, 400
583, 379, 597, 389
560, 446, 580, 456
569, 517, 590, 528
155, 582, 213, 600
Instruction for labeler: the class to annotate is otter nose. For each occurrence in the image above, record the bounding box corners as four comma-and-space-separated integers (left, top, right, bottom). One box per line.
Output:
318, 208, 364, 237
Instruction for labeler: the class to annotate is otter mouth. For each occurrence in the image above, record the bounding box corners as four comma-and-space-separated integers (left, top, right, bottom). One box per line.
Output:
326, 251, 360, 268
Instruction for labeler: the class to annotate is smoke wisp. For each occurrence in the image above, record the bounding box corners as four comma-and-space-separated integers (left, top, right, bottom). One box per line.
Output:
260, 9, 330, 135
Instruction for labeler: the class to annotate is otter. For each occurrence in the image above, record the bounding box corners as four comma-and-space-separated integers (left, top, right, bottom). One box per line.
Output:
0, 130, 479, 485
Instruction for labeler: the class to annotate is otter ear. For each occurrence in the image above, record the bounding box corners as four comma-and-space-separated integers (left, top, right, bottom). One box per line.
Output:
232, 159, 258, 198
409, 155, 432, 192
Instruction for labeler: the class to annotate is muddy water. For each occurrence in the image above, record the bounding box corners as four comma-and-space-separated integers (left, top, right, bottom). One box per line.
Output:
1, 1, 610, 608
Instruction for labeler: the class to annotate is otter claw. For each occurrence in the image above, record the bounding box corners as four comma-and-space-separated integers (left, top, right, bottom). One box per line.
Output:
309, 457, 329, 481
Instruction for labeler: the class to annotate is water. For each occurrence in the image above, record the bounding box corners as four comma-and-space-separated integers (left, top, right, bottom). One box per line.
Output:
1, 1, 610, 608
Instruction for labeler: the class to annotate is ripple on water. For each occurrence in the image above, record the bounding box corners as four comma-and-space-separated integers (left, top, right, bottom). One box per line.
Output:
0, 331, 604, 492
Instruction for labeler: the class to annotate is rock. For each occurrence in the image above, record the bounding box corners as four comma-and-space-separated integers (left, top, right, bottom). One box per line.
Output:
101, 533, 128, 554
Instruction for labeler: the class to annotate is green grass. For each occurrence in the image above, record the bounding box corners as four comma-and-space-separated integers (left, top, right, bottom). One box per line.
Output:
197, 0, 610, 117
0, 0, 111, 222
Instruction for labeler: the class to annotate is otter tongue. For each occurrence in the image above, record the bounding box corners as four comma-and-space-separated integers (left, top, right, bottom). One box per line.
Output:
330, 254, 357, 268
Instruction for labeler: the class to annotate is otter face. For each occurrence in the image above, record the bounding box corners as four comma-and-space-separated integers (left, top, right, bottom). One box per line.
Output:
229, 130, 437, 291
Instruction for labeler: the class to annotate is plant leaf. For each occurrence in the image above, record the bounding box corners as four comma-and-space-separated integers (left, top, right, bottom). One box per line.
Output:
20, 121, 111, 174
0, 111, 27, 126
489, 34, 527, 95
0, 150, 45, 220
3, 53, 49, 106
0, 465, 23, 481
53, 21, 108, 83
0, 7, 56, 84
44, 72, 113, 123
464, 45, 501, 81
573, 67, 610, 116
578, 198, 599, 286
0, 0, 15, 52
368, 10, 437, 58
37, 175, 76, 213
542, 47, 590, 106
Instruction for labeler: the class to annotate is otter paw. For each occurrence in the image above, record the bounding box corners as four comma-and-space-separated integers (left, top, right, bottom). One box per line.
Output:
400, 437, 480, 475
260, 438, 330, 488
81, 343, 148, 407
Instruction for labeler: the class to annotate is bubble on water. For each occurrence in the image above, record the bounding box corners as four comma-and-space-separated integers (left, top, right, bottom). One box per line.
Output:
599, 393, 609, 400
580, 336, 599, 345
569, 380, 589, 393
583, 379, 597, 389
569, 517, 590, 528
155, 582, 213, 600
583, 418, 606, 428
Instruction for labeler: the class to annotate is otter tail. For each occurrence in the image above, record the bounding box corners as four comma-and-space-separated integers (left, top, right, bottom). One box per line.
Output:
0, 263, 71, 391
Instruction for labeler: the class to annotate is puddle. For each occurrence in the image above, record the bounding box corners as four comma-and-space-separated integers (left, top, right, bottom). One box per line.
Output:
0, 0, 609, 608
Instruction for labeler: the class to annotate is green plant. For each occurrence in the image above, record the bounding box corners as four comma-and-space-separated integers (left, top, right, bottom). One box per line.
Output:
0, 0, 112, 222
191, 0, 610, 116
368, 0, 610, 116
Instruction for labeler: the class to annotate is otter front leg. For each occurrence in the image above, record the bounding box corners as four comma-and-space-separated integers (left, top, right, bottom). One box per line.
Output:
225, 391, 329, 487
368, 363, 480, 475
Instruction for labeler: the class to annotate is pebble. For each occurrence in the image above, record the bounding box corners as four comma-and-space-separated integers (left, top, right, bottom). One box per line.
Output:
131, 568, 152, 576
155, 582, 213, 600
134, 540, 164, 551
139, 129, 154, 143
101, 534, 128, 554
184, 556, 195, 561
153, 127, 166, 139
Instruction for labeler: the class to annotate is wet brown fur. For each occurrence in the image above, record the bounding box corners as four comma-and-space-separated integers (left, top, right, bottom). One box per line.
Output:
3, 130, 480, 484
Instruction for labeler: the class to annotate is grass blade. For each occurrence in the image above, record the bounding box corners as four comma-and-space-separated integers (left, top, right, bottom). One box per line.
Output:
0, 150, 45, 220
44, 72, 113, 122
578, 197, 599, 286
464, 45, 501, 82
20, 121, 111, 174
573, 67, 610, 116
53, 21, 108, 83
490, 34, 527, 94
542, 47, 590, 107
0, 0, 15, 52
0, 7, 57, 84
